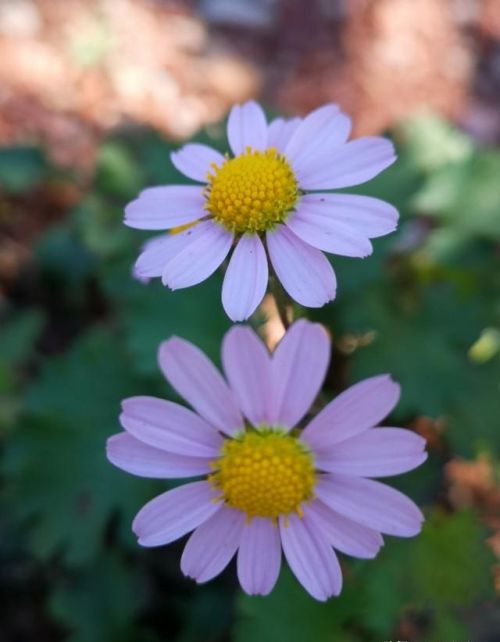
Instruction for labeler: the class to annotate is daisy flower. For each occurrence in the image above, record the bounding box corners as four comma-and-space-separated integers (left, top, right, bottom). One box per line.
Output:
106, 320, 427, 601
126, 101, 398, 321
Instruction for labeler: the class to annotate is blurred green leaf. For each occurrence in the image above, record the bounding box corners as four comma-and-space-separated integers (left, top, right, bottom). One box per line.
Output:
3, 328, 160, 564
411, 509, 495, 609
103, 264, 231, 376
94, 141, 142, 199
0, 309, 43, 368
0, 146, 49, 193
235, 567, 356, 642
50, 553, 142, 642
414, 150, 500, 240
398, 113, 473, 172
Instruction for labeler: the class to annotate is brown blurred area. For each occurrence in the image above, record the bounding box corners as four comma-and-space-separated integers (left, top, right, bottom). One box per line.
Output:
0, 0, 499, 172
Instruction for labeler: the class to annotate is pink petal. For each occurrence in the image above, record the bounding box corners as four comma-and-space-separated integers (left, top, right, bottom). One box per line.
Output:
237, 517, 281, 595
315, 427, 427, 477
124, 185, 205, 230
284, 104, 351, 173
227, 101, 267, 156
297, 193, 399, 238
287, 206, 372, 258
120, 396, 223, 457
222, 234, 268, 321
158, 337, 244, 436
279, 513, 342, 601
266, 225, 336, 307
270, 319, 330, 429
132, 481, 222, 547
170, 143, 225, 182
288, 194, 398, 257
107, 432, 213, 478
301, 375, 401, 452
316, 474, 424, 538
181, 506, 244, 582
222, 326, 273, 427
267, 117, 301, 153
302, 500, 383, 559
133, 233, 192, 279
162, 220, 233, 290
297, 137, 396, 190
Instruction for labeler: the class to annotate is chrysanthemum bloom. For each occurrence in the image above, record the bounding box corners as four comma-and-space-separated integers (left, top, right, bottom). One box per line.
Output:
107, 320, 426, 601
126, 101, 398, 321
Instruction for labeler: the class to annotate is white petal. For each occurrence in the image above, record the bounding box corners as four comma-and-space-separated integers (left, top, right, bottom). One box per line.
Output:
270, 319, 330, 429
158, 336, 244, 436
237, 518, 281, 595
171, 144, 225, 182
315, 427, 427, 477
222, 234, 268, 321
120, 396, 223, 457
162, 220, 233, 290
297, 137, 396, 190
181, 506, 244, 582
222, 325, 273, 427
267, 117, 301, 153
316, 474, 424, 538
301, 375, 401, 452
132, 481, 222, 547
267, 225, 336, 307
107, 432, 213, 478
124, 185, 205, 230
279, 513, 342, 601
227, 101, 268, 156
284, 104, 351, 173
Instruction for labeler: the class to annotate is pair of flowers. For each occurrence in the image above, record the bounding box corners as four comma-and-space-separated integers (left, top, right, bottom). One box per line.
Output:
107, 101, 427, 601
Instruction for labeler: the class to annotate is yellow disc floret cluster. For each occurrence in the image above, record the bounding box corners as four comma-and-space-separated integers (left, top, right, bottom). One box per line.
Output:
204, 147, 298, 234
209, 429, 315, 519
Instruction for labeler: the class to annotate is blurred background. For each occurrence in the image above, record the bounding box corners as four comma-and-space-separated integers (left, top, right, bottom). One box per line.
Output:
0, 0, 499, 640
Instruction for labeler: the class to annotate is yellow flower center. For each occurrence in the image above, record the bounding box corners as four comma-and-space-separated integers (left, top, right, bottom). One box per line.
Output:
209, 429, 315, 519
204, 147, 298, 234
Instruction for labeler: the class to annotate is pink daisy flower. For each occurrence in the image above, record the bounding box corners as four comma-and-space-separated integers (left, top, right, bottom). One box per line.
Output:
126, 101, 398, 321
106, 320, 427, 601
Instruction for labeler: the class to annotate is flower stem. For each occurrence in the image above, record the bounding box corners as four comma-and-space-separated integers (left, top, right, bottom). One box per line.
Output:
270, 275, 293, 330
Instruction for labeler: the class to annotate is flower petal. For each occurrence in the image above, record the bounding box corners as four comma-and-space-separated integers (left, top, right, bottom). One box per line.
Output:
227, 101, 268, 156
270, 319, 330, 429
222, 325, 273, 426
237, 517, 281, 595
222, 234, 268, 321
302, 500, 383, 559
181, 506, 244, 582
301, 375, 401, 452
316, 474, 424, 538
267, 225, 336, 308
287, 203, 373, 258
267, 117, 301, 153
133, 481, 222, 547
159, 337, 244, 436
107, 433, 213, 478
124, 185, 205, 230
162, 220, 233, 290
315, 427, 427, 477
297, 137, 396, 190
120, 396, 223, 457
284, 104, 351, 172
279, 513, 342, 601
297, 193, 399, 239
171, 143, 225, 182
133, 232, 192, 279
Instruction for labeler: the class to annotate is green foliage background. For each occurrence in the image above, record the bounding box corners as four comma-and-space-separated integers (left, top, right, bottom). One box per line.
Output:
0, 113, 498, 641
